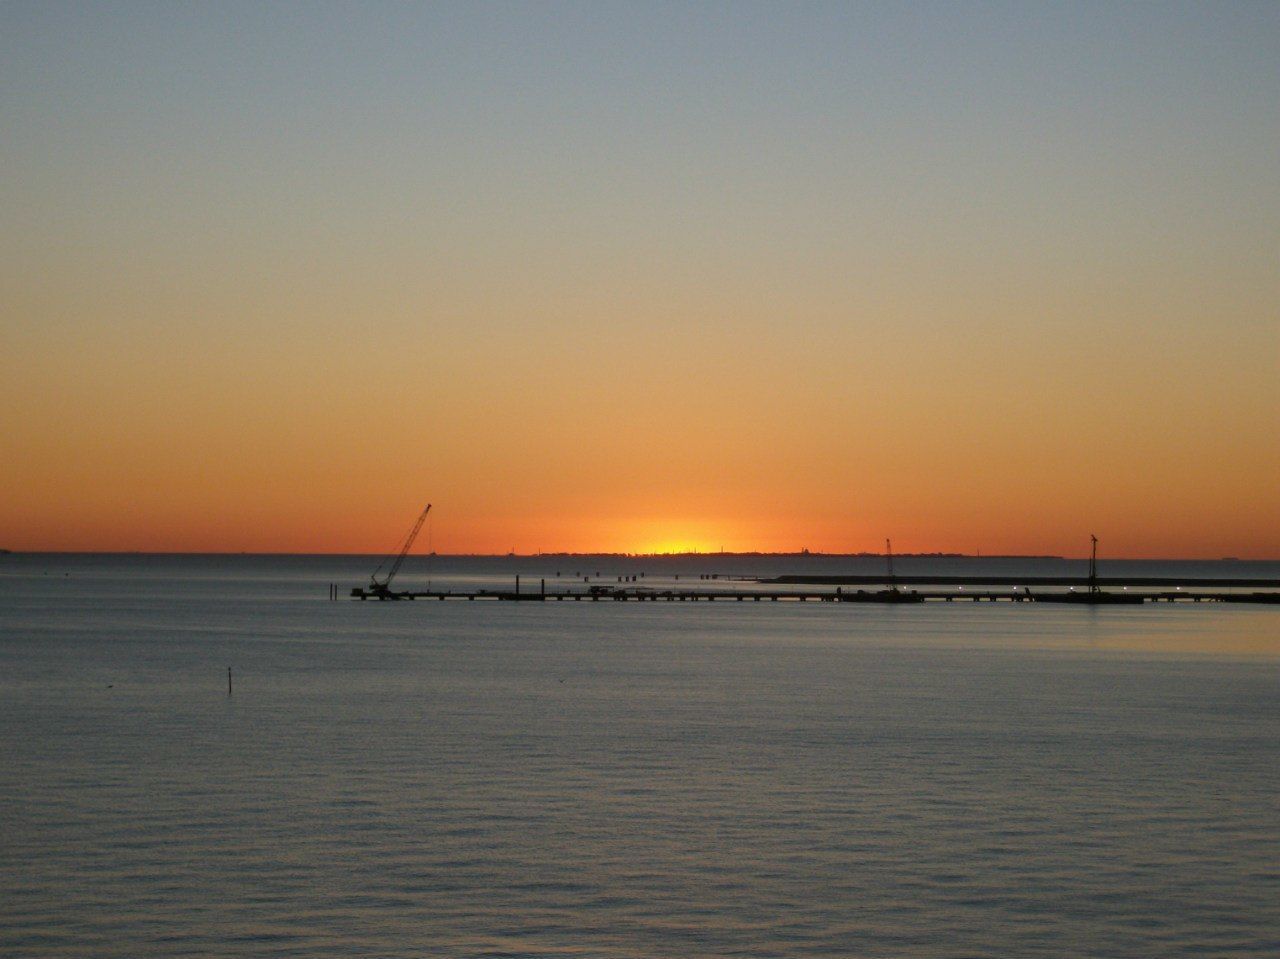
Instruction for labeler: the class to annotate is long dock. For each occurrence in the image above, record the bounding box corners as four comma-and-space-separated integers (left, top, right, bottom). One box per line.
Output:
347, 585, 1280, 604
761, 574, 1280, 588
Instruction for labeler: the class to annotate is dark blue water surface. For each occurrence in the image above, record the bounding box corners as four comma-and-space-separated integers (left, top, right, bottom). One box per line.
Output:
2, 554, 1278, 957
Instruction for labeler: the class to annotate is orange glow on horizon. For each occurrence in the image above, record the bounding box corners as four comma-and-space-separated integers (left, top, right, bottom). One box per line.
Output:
6, 297, 1275, 559
3, 6, 1279, 562
627, 543, 721, 557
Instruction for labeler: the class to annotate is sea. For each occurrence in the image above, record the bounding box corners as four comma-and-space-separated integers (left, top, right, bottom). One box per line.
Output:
2, 553, 1277, 958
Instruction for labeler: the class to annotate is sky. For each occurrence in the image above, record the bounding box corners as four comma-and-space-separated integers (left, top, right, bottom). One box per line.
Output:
2, 1, 1277, 557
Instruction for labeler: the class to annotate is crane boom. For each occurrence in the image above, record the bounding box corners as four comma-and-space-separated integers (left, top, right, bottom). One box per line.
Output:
370, 504, 432, 595
1089, 534, 1098, 594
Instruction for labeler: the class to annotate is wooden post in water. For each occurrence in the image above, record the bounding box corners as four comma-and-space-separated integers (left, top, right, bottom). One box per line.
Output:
227, 667, 232, 696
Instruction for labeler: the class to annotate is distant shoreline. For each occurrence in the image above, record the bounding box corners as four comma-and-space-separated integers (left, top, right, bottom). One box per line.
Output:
4, 551, 1277, 562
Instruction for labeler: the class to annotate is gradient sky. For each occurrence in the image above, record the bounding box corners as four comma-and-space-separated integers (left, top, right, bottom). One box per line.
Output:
3, 2, 1277, 557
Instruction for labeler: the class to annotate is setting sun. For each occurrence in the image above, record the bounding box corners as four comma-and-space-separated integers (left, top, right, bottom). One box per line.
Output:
628, 539, 721, 557
585, 516, 751, 557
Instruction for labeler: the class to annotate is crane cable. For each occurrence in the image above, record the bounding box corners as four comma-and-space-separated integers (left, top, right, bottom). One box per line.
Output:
370, 504, 432, 589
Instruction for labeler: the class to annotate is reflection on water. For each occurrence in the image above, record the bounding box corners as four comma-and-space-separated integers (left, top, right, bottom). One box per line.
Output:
1, 555, 1278, 957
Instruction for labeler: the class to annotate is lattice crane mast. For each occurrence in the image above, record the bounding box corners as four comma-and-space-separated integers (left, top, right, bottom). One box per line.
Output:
368, 503, 431, 599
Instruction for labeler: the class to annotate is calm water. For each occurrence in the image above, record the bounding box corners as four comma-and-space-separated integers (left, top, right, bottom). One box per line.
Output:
2, 554, 1278, 957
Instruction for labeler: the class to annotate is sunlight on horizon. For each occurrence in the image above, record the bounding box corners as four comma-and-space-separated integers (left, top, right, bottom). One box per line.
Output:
1, 4, 1277, 557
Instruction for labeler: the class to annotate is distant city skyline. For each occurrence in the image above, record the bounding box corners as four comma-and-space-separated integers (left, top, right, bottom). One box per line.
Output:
3, 2, 1277, 557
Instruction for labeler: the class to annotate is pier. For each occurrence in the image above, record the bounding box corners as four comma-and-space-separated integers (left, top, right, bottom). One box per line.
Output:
761, 574, 1280, 588
349, 519, 1279, 605
347, 584, 1280, 604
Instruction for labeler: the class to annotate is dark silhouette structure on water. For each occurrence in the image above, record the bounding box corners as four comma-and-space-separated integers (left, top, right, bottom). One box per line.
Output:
348, 515, 1276, 603
1029, 535, 1143, 604
361, 504, 431, 600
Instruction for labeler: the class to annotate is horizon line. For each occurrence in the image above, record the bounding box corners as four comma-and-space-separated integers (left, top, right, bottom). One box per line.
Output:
3, 550, 1275, 563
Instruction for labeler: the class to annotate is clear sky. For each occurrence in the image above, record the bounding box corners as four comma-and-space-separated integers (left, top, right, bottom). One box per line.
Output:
3, 2, 1277, 557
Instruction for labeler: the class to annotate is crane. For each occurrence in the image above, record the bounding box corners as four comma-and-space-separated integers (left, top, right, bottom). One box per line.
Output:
368, 504, 432, 599
1088, 534, 1099, 594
